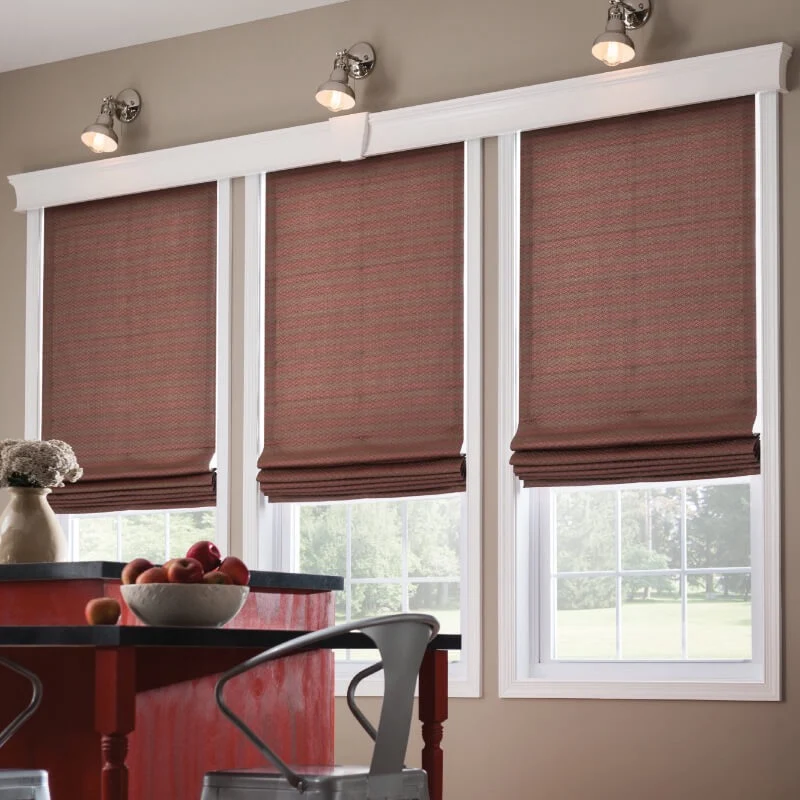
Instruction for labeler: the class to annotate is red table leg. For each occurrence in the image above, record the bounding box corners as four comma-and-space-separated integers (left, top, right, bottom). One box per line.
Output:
95, 648, 136, 800
418, 649, 448, 800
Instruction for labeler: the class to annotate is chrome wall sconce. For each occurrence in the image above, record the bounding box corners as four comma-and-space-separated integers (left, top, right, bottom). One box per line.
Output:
315, 42, 376, 113
81, 89, 142, 154
592, 0, 651, 67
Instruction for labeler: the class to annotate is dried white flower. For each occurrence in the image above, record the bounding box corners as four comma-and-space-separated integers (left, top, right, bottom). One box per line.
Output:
0, 439, 83, 489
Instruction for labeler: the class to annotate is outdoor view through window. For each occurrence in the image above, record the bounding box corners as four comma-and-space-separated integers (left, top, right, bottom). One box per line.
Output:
297, 494, 463, 663
549, 478, 752, 661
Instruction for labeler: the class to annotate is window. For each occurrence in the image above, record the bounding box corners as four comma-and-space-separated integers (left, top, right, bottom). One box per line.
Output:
498, 93, 781, 701
244, 141, 483, 697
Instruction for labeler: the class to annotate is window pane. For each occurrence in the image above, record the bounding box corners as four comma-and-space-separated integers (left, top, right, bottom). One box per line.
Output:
687, 572, 752, 659
120, 513, 166, 563
408, 495, 461, 579
621, 488, 681, 570
409, 582, 460, 634
75, 516, 118, 561
555, 489, 616, 572
350, 501, 402, 579
621, 576, 681, 659
555, 577, 616, 659
349, 582, 402, 618
686, 483, 751, 569
168, 510, 217, 559
298, 504, 347, 576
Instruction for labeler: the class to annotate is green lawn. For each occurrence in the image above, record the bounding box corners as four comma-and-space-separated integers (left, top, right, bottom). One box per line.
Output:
556, 598, 752, 660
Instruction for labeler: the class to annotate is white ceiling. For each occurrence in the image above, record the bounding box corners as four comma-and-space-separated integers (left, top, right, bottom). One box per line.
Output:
0, 0, 349, 73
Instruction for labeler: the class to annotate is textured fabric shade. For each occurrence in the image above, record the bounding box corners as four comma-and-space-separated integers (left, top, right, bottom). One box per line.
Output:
258, 144, 465, 502
511, 97, 759, 487
42, 183, 218, 513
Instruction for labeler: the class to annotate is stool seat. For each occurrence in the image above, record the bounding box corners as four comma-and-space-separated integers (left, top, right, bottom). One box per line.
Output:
202, 766, 428, 799
0, 769, 50, 799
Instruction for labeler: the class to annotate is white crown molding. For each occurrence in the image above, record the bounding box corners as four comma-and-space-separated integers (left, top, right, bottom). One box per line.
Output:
8, 42, 792, 212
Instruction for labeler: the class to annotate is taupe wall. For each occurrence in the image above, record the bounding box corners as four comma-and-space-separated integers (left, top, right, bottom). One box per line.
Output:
0, 1, 798, 796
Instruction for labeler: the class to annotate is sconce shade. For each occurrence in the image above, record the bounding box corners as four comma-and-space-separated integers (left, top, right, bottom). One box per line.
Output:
592, 17, 636, 66
81, 89, 141, 154
80, 114, 119, 154
315, 67, 356, 112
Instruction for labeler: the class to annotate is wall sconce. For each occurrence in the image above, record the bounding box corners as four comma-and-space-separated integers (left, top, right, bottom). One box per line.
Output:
315, 42, 376, 113
81, 89, 142, 154
592, 0, 651, 67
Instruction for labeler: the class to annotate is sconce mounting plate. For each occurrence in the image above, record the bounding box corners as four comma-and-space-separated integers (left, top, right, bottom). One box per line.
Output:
617, 0, 651, 30
114, 88, 142, 123
345, 42, 376, 80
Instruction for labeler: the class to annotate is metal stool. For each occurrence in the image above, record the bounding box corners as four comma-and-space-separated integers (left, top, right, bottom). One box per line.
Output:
0, 658, 49, 800
201, 613, 439, 800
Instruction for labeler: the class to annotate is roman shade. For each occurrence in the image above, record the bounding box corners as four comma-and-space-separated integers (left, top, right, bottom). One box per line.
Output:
257, 144, 465, 502
511, 97, 759, 486
43, 183, 217, 512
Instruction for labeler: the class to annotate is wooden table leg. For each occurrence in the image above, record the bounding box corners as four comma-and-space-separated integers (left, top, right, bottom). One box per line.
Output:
95, 648, 136, 800
419, 649, 448, 800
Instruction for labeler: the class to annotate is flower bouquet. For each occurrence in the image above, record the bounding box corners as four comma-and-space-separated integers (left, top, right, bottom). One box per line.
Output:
0, 439, 83, 489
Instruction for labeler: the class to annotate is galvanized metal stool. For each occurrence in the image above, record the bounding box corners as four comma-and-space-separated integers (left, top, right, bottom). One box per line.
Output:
201, 613, 439, 800
0, 657, 50, 800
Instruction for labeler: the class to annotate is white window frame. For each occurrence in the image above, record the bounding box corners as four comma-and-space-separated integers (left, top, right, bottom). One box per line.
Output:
22, 180, 233, 555
242, 141, 483, 698
496, 91, 784, 700
10, 42, 789, 703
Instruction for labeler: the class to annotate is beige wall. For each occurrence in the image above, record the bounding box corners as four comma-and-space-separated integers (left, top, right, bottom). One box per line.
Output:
0, 1, 798, 796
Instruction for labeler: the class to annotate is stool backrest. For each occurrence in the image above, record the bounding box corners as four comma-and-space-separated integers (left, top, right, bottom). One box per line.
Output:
0, 658, 43, 750
215, 613, 439, 793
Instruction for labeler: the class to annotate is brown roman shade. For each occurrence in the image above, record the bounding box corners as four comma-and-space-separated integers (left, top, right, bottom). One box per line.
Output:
257, 144, 465, 502
43, 183, 217, 512
511, 97, 759, 486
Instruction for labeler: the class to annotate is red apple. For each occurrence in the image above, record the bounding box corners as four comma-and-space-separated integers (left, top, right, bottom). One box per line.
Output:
121, 557, 153, 585
218, 556, 250, 586
185, 540, 222, 573
85, 597, 121, 625
166, 557, 204, 584
202, 569, 232, 585
136, 566, 169, 584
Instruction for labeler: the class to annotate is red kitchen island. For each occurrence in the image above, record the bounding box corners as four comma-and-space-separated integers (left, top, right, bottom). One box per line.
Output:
0, 563, 456, 800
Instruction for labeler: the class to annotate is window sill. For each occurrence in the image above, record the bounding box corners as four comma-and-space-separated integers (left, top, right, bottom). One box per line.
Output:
499, 675, 780, 702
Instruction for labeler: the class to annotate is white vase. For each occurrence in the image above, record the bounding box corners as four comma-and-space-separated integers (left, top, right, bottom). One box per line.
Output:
0, 487, 67, 564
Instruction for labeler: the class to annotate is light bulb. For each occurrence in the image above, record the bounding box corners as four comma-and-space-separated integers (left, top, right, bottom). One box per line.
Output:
591, 37, 636, 67
82, 131, 114, 154
315, 87, 356, 113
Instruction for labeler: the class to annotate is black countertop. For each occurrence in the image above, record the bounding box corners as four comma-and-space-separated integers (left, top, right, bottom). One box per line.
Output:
0, 562, 343, 592
0, 625, 460, 650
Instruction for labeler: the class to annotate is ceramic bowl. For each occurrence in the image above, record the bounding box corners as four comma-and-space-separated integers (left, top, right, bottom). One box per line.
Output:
120, 583, 249, 627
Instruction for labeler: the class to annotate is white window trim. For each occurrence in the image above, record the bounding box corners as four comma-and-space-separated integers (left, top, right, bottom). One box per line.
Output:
243, 140, 483, 698
23, 179, 234, 554
496, 90, 783, 701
